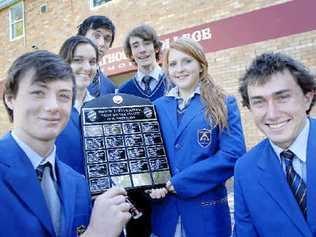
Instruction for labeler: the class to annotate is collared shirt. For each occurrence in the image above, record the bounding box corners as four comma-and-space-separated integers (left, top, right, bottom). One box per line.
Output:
11, 131, 58, 181
166, 85, 201, 110
135, 66, 164, 91
270, 118, 309, 182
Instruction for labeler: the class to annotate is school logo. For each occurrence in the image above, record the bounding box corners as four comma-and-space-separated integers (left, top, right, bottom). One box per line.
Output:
143, 107, 153, 118
87, 110, 97, 122
112, 95, 123, 104
198, 128, 212, 147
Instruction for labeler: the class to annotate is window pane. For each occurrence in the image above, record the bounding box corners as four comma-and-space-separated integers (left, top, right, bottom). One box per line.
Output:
11, 20, 24, 39
15, 21, 23, 37
11, 23, 17, 39
92, 0, 111, 7
11, 3, 23, 21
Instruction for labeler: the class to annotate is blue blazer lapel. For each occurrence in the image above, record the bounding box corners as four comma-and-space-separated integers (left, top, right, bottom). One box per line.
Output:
306, 118, 316, 232
56, 159, 77, 237
176, 95, 204, 141
70, 108, 80, 130
2, 134, 55, 236
257, 140, 310, 236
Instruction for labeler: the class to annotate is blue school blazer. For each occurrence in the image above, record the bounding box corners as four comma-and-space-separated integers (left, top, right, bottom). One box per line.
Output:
56, 108, 85, 175
0, 133, 91, 237
152, 95, 246, 237
88, 69, 116, 97
233, 118, 316, 237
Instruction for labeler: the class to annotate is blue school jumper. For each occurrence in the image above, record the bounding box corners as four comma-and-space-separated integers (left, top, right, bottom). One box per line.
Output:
118, 73, 167, 101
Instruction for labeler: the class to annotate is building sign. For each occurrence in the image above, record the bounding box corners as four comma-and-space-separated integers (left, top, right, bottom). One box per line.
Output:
101, 0, 316, 76
100, 26, 213, 75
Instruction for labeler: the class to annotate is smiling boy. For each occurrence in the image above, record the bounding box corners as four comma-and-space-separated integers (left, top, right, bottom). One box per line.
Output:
0, 50, 131, 237
234, 53, 316, 237
118, 24, 167, 101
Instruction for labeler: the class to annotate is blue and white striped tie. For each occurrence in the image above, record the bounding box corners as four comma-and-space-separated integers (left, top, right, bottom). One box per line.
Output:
281, 150, 307, 218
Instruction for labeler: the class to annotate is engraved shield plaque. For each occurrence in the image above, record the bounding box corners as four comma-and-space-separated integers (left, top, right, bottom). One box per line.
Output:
81, 93, 171, 196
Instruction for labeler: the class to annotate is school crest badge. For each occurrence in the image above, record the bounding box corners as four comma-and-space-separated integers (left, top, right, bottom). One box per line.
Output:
198, 128, 212, 147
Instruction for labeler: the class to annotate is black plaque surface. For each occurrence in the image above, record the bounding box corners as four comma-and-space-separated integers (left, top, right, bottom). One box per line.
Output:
81, 93, 171, 195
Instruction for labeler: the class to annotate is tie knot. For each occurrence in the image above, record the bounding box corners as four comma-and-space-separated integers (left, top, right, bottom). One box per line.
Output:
142, 75, 153, 84
280, 150, 295, 162
36, 162, 51, 181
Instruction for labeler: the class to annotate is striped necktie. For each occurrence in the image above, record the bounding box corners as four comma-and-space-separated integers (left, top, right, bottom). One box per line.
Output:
36, 162, 61, 235
280, 150, 307, 218
142, 76, 153, 95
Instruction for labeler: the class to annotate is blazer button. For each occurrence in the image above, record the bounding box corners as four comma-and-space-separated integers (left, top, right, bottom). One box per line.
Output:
175, 144, 181, 149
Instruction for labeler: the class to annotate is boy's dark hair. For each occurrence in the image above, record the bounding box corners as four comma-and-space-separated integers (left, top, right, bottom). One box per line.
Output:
3, 50, 75, 122
239, 52, 316, 114
124, 24, 162, 63
77, 15, 115, 47
59, 35, 99, 64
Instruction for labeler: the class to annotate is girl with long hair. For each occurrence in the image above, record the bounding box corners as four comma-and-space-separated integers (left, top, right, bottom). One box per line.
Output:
150, 37, 246, 237
56, 35, 98, 174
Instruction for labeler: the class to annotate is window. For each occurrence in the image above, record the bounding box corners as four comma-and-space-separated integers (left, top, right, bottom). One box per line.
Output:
9, 1, 24, 41
90, 0, 111, 9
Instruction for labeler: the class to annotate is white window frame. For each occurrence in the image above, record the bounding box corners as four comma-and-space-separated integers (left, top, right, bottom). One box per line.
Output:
9, 1, 25, 41
89, 0, 111, 10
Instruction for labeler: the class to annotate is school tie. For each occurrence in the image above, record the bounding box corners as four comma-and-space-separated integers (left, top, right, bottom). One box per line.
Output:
280, 150, 307, 217
142, 76, 153, 95
36, 162, 61, 235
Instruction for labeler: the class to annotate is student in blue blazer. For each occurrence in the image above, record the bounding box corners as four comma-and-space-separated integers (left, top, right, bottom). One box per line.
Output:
78, 15, 117, 96
56, 35, 99, 175
118, 24, 167, 102
234, 52, 316, 236
0, 50, 131, 237
149, 37, 246, 237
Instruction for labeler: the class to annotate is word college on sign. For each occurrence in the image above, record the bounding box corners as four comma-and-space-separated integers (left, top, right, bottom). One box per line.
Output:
100, 27, 212, 74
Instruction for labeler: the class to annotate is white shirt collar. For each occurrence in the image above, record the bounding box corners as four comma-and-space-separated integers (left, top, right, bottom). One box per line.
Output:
166, 85, 201, 98
135, 65, 163, 83
166, 85, 201, 110
11, 131, 58, 181
270, 118, 309, 163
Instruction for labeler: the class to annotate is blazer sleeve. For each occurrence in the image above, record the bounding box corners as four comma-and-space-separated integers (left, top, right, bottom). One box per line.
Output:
171, 97, 246, 198
233, 163, 259, 237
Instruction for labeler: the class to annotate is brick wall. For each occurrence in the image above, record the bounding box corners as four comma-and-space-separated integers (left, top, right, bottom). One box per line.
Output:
0, 0, 315, 149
